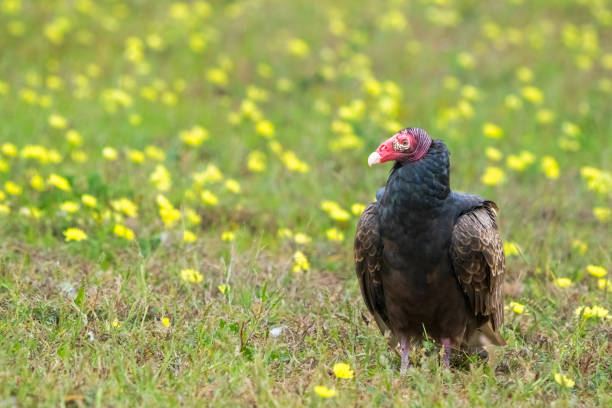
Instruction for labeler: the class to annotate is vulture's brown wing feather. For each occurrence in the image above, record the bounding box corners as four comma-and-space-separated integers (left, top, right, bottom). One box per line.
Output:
354, 202, 390, 336
450, 201, 505, 336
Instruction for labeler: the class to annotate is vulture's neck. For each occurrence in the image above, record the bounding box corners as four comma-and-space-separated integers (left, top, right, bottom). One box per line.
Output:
381, 140, 451, 220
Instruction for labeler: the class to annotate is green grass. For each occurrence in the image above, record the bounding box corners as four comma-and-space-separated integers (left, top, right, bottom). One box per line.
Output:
0, 0, 611, 406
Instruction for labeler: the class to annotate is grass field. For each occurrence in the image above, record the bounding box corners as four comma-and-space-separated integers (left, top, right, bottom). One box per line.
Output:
0, 0, 611, 406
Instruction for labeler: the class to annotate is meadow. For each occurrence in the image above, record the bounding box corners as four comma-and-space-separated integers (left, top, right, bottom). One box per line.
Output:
0, 0, 611, 406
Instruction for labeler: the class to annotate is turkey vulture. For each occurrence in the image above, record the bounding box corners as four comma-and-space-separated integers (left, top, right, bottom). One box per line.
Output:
355, 127, 505, 370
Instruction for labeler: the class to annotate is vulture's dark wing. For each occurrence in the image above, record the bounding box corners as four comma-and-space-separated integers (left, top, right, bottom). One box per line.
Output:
354, 202, 390, 336
450, 201, 505, 334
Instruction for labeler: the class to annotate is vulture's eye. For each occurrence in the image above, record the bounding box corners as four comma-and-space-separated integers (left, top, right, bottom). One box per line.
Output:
393, 137, 411, 152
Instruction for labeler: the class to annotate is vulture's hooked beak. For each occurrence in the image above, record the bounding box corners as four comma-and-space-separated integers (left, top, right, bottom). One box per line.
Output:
368, 151, 381, 167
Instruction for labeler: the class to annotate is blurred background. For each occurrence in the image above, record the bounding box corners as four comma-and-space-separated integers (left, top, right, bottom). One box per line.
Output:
0, 0, 610, 406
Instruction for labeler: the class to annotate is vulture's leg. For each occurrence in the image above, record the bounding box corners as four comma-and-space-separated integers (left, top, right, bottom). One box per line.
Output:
441, 338, 451, 368
400, 337, 410, 373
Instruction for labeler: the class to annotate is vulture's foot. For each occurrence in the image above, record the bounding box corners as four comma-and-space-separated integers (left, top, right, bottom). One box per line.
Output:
399, 338, 410, 374
441, 338, 452, 368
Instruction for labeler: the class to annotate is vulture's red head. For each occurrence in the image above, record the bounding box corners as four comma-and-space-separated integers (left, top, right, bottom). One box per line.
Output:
368, 127, 432, 167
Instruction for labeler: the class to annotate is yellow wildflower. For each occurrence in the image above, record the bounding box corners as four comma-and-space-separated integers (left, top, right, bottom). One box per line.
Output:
313, 386, 336, 398
183, 230, 197, 243
330, 208, 350, 222
541, 156, 560, 179
277, 228, 293, 239
457, 52, 475, 69
20, 145, 48, 162
516, 67, 533, 82
71, 151, 88, 162
60, 201, 80, 214
112, 319, 120, 328
159, 206, 181, 227
586, 265, 607, 278
128, 149, 145, 163
553, 278, 572, 288
221, 231, 235, 241
48, 114, 67, 129
521, 86, 543, 104
0, 204, 9, 215
380, 9, 407, 31
206, 69, 228, 86
161, 317, 170, 327
247, 151, 266, 172
461, 85, 480, 101
507, 155, 528, 171
180, 268, 203, 283
281, 151, 309, 173
483, 123, 503, 139
247, 86, 269, 102
255, 120, 275, 138
185, 208, 201, 225
287, 38, 310, 57
193, 164, 223, 185
111, 198, 138, 217
294, 233, 312, 244
351, 203, 366, 215
593, 207, 610, 222
504, 242, 520, 256
201, 190, 218, 206
5, 181, 22, 195
338, 99, 365, 121
218, 284, 230, 294
333, 363, 354, 379
225, 179, 241, 193
269, 141, 283, 155
580, 167, 612, 194
180, 125, 209, 146
113, 224, 135, 240
485, 147, 503, 161
562, 122, 580, 136
102, 147, 118, 160
156, 193, 172, 209
63, 227, 87, 242
20, 207, 41, 219
554, 373, 575, 388
481, 166, 506, 186
575, 305, 609, 319
189, 33, 207, 53
597, 278, 612, 292
329, 134, 363, 152
27, 174, 43, 191
321, 201, 350, 221
81, 194, 97, 208
293, 251, 310, 272
326, 228, 345, 242
331, 120, 353, 135
150, 164, 171, 191
46, 149, 62, 163
504, 94, 523, 110
536, 109, 555, 124
509, 301, 526, 314
1, 143, 17, 157
145, 145, 166, 161
65, 129, 82, 146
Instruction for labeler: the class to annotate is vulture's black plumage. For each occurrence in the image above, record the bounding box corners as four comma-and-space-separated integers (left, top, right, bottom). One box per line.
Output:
355, 127, 505, 369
